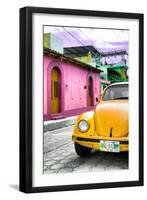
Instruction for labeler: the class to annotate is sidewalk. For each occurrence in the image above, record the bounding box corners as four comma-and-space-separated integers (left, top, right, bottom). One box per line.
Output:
43, 115, 78, 132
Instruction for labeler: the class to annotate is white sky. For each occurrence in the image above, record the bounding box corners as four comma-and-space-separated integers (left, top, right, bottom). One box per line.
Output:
44, 26, 129, 53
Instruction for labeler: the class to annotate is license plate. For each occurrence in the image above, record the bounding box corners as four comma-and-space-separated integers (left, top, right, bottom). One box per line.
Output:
100, 140, 120, 152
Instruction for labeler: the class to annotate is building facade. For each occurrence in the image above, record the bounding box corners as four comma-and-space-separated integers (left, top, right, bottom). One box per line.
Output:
44, 48, 101, 121
99, 63, 128, 94
64, 46, 101, 68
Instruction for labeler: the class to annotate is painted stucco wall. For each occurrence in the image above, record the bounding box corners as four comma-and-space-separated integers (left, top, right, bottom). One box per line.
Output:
74, 54, 100, 68
99, 65, 109, 80
44, 55, 49, 116
75, 56, 88, 63
44, 55, 101, 118
63, 61, 100, 111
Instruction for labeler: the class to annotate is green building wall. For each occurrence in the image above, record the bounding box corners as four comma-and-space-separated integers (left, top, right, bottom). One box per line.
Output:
74, 52, 101, 68
98, 63, 128, 83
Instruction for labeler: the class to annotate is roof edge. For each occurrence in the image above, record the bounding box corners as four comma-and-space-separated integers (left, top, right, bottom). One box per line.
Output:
44, 47, 103, 73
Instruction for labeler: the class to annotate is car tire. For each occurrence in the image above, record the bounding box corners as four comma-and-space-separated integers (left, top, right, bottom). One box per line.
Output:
74, 142, 92, 157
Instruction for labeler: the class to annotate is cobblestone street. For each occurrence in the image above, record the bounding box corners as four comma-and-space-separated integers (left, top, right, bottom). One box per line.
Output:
43, 125, 128, 174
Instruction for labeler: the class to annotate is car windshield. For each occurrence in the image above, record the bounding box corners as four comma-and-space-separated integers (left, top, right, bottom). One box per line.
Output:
103, 84, 128, 101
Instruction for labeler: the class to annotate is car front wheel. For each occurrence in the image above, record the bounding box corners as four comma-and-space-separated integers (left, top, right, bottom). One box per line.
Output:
74, 142, 92, 157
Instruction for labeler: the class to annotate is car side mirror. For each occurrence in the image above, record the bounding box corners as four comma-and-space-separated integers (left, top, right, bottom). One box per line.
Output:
96, 97, 101, 103
96, 97, 99, 102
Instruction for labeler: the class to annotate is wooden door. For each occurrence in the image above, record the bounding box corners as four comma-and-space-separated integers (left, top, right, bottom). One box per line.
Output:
88, 77, 92, 106
51, 68, 60, 114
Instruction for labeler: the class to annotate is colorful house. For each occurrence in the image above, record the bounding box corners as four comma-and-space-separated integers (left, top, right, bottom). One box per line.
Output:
98, 50, 128, 94
64, 46, 128, 94
44, 33, 64, 54
100, 79, 111, 94
98, 63, 128, 94
44, 48, 102, 121
107, 64, 128, 83
64, 45, 101, 68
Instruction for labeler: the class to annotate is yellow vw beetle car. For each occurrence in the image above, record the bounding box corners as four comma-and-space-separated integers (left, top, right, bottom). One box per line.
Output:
72, 82, 128, 156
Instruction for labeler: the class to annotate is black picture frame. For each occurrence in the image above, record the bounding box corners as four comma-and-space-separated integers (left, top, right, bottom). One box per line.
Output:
19, 6, 144, 193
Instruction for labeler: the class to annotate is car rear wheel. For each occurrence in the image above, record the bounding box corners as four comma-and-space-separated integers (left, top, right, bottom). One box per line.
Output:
74, 142, 92, 157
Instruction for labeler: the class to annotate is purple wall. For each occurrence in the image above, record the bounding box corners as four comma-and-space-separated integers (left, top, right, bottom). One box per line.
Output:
44, 54, 101, 120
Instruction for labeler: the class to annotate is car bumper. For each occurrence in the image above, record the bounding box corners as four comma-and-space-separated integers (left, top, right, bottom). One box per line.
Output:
72, 135, 128, 152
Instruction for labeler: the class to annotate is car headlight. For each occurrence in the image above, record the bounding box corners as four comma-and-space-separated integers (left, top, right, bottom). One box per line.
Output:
78, 120, 89, 132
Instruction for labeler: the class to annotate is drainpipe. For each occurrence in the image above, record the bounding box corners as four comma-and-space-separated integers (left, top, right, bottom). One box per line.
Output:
87, 51, 91, 63
121, 66, 125, 81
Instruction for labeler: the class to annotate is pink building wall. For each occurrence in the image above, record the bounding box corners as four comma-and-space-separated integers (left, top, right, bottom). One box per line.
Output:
44, 54, 101, 120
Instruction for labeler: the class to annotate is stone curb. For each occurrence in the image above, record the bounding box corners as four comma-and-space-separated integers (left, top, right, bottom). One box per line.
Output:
43, 116, 78, 132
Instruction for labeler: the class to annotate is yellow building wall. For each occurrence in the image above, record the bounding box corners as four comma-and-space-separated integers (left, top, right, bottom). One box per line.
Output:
75, 56, 89, 63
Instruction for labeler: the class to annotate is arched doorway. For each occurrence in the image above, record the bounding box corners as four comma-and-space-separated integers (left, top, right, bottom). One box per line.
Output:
51, 67, 60, 114
87, 76, 93, 107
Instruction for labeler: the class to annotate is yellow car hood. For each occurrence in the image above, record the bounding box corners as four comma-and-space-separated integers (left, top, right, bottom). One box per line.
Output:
94, 100, 128, 138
